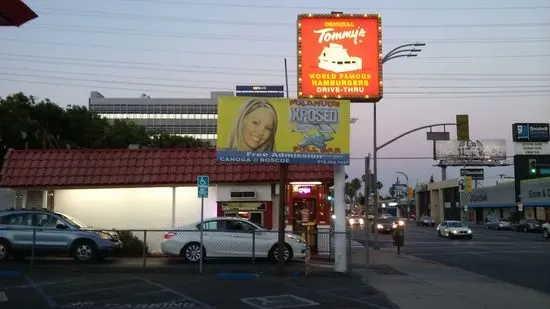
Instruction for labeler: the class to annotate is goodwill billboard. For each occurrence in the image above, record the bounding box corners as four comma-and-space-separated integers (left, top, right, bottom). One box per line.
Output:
297, 13, 382, 102
216, 96, 350, 165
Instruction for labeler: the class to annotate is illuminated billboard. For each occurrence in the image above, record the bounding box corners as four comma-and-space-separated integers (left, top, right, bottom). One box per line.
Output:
297, 13, 382, 102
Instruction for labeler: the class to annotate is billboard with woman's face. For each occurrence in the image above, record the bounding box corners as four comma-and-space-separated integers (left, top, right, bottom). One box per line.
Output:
216, 96, 350, 165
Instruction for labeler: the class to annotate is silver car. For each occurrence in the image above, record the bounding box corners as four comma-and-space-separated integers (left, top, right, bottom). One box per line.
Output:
0, 209, 122, 262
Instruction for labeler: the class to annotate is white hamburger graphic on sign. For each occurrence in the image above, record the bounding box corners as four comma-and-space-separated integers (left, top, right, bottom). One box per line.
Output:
318, 43, 362, 73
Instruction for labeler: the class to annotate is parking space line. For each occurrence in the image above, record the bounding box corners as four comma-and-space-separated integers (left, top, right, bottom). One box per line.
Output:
52, 282, 154, 298
140, 278, 215, 309
65, 289, 170, 307
0, 292, 7, 302
26, 278, 57, 308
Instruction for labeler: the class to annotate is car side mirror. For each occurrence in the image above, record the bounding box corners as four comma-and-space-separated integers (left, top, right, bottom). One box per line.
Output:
56, 223, 68, 230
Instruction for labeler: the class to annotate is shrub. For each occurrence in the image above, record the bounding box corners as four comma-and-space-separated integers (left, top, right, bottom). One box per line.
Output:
112, 230, 150, 257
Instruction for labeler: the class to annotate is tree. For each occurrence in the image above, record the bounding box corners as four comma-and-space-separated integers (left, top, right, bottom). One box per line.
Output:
150, 133, 211, 148
345, 177, 362, 204
0, 92, 210, 167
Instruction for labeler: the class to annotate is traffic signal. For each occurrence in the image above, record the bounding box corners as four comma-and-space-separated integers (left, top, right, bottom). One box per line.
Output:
528, 159, 537, 174
327, 189, 333, 201
456, 114, 470, 141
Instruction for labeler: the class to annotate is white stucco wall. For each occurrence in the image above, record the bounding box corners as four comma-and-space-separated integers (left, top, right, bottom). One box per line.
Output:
0, 188, 15, 210
53, 186, 218, 230
53, 186, 218, 253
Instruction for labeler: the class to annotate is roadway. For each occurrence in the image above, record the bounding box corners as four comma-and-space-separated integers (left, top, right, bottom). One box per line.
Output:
351, 223, 550, 295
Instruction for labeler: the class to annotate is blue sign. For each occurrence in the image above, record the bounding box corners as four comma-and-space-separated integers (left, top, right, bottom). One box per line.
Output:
197, 175, 209, 198
513, 123, 550, 142
216, 151, 350, 165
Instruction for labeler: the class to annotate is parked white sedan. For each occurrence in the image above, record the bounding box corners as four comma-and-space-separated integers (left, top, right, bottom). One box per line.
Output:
161, 217, 308, 263
437, 220, 473, 239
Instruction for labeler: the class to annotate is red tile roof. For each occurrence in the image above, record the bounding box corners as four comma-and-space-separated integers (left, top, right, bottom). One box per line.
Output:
0, 148, 334, 188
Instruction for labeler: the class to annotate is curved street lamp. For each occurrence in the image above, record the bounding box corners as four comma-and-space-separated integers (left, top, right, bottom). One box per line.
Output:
371, 42, 426, 247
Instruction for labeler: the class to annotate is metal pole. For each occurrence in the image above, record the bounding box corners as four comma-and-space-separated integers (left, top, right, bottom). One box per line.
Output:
372, 103, 380, 249
284, 58, 290, 98
199, 197, 204, 273
277, 163, 288, 274
364, 154, 371, 266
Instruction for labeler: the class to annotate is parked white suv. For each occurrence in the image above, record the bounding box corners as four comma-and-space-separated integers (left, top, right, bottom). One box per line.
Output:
543, 221, 550, 239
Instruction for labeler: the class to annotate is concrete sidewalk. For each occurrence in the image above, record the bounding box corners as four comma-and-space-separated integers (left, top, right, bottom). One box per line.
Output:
358, 248, 550, 309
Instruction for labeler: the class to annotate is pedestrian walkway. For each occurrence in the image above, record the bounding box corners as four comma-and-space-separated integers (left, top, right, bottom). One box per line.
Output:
356, 248, 550, 309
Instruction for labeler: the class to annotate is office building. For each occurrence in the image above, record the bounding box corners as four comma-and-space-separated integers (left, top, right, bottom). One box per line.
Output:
88, 91, 234, 145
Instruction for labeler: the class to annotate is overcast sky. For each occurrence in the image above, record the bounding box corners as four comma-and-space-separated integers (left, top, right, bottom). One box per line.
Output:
1, 0, 549, 193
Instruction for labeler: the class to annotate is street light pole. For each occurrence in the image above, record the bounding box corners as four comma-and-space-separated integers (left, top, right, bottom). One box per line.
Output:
372, 43, 425, 248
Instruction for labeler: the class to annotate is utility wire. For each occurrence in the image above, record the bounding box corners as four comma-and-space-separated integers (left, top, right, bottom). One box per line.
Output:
32, 0, 550, 11
30, 8, 550, 28
5, 53, 549, 77
1, 66, 548, 87
0, 71, 550, 95
2, 72, 550, 95
10, 26, 550, 45
2, 77, 549, 99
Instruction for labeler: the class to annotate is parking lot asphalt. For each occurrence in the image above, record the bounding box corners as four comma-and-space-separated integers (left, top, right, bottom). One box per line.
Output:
0, 270, 398, 309
352, 223, 550, 295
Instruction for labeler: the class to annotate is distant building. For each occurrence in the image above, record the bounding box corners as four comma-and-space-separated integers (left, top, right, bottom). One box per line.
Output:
88, 91, 234, 145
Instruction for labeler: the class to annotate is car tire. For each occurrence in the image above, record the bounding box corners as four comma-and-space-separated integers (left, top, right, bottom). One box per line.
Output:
180, 242, 205, 263
0, 239, 11, 262
437, 230, 441, 237
544, 229, 549, 239
269, 243, 293, 264
71, 240, 98, 263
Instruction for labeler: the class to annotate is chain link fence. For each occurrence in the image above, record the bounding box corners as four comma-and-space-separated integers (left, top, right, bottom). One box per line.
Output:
0, 228, 368, 274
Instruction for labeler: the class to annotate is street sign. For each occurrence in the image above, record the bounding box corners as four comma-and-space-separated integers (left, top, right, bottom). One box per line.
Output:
460, 168, 484, 180
512, 123, 550, 142
197, 175, 209, 198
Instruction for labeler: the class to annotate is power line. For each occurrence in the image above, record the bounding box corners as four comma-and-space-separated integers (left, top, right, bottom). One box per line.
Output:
2, 71, 550, 95
1, 67, 548, 91
1, 55, 548, 83
1, 76, 549, 99
33, 8, 550, 28
10, 26, 550, 45
36, 0, 550, 11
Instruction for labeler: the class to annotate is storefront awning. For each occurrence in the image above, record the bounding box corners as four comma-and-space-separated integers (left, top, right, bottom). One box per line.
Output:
0, 0, 38, 27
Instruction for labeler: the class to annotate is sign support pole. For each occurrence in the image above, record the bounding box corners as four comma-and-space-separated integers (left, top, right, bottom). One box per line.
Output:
199, 196, 204, 274
277, 163, 288, 274
197, 175, 209, 274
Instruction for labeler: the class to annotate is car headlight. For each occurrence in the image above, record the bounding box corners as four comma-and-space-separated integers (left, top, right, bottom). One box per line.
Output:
359, 219, 364, 225
398, 220, 405, 226
97, 232, 112, 240
392, 223, 397, 229
467, 230, 472, 233
452, 230, 458, 234
349, 219, 354, 225
376, 224, 383, 229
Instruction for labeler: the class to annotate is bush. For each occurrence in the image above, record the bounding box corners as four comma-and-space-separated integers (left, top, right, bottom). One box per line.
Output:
112, 230, 150, 257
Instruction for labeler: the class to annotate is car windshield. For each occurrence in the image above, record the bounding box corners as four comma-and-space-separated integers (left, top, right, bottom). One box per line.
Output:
56, 213, 88, 229
448, 221, 466, 227
378, 218, 393, 223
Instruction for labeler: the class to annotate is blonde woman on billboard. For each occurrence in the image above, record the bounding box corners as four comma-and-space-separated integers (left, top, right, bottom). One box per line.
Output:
228, 98, 278, 152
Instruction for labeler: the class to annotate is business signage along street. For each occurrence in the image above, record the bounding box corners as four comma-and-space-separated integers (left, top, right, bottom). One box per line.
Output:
435, 139, 506, 164
216, 96, 350, 165
236, 85, 285, 98
467, 183, 516, 208
460, 168, 484, 180
512, 123, 550, 142
514, 142, 550, 155
520, 177, 550, 206
297, 13, 382, 102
